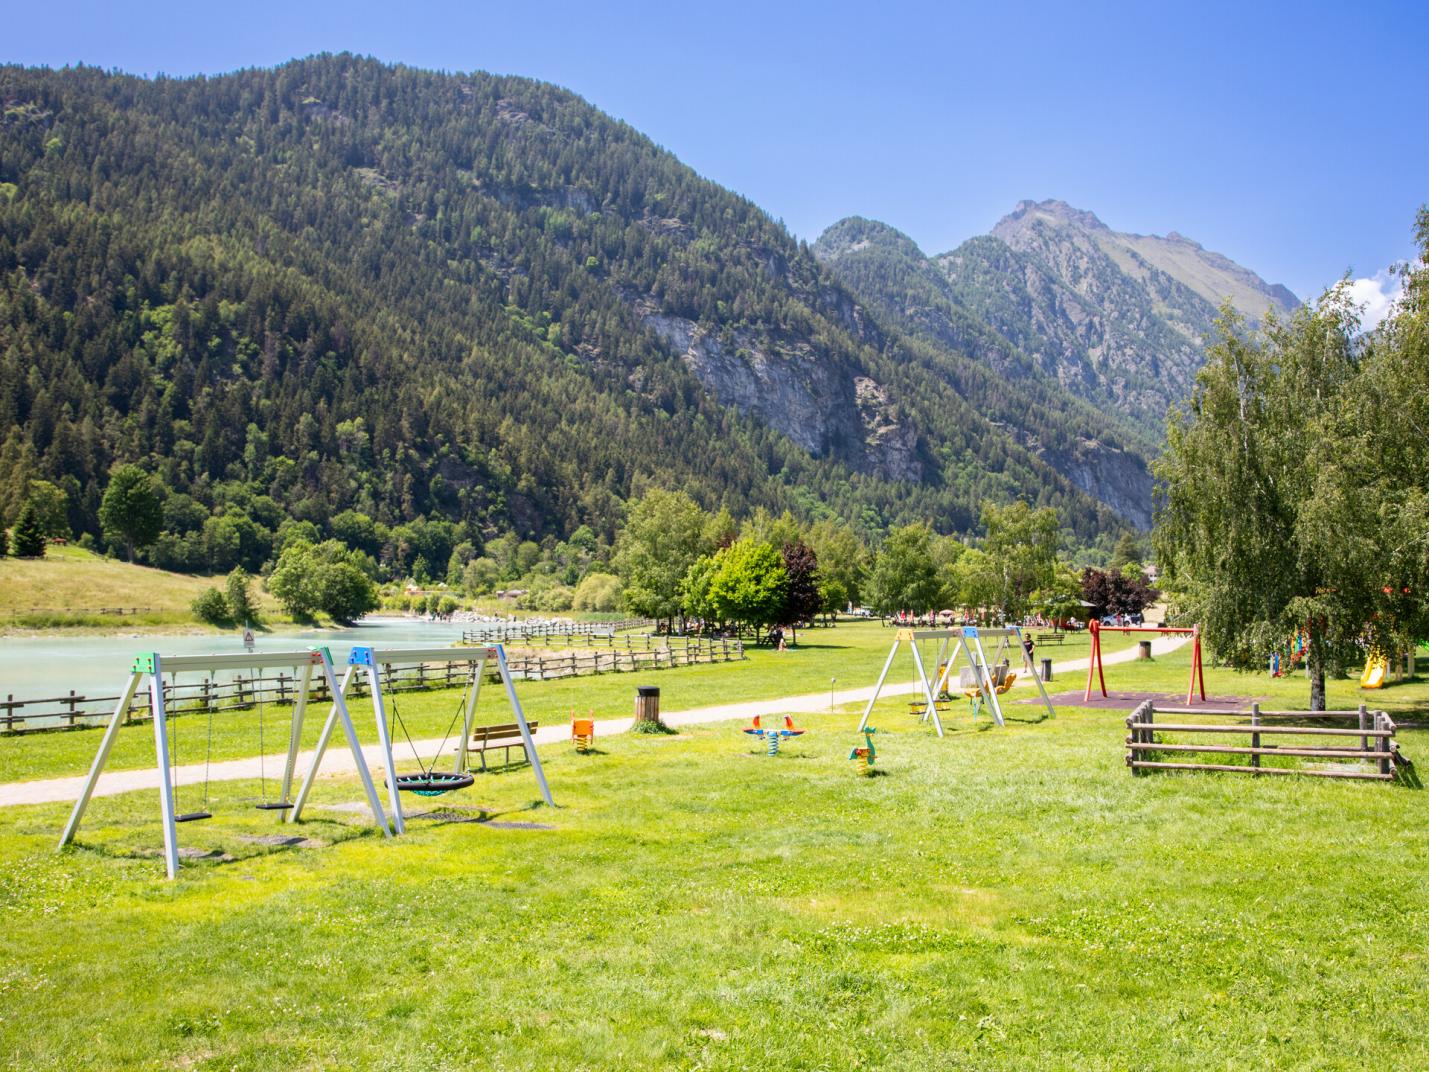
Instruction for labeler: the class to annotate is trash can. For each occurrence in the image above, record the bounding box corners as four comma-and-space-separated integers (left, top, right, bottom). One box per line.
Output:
634, 685, 661, 727
1138, 640, 1153, 660
1041, 657, 1053, 682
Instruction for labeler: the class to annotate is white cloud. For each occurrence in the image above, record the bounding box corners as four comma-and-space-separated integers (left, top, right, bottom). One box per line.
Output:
1342, 269, 1405, 333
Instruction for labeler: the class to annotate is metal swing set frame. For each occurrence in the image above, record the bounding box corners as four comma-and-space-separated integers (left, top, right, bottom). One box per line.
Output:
58, 647, 390, 880
288, 644, 554, 837
857, 626, 1056, 736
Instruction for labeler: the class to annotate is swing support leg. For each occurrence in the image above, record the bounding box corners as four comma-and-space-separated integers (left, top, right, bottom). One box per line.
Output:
909, 638, 944, 737
857, 640, 900, 732
58, 669, 144, 851
497, 646, 555, 806
288, 661, 390, 838
453, 662, 483, 775
368, 663, 407, 834
147, 659, 182, 880
279, 659, 313, 804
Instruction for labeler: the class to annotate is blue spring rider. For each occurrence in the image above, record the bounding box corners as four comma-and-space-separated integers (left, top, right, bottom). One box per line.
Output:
743, 714, 805, 755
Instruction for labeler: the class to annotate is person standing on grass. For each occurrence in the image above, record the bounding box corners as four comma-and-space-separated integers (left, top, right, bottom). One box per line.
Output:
1022, 631, 1036, 672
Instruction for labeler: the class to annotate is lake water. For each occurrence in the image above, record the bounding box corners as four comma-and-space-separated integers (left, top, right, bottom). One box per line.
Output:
0, 617, 472, 701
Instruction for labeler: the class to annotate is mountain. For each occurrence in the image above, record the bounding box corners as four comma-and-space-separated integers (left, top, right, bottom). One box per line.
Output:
937, 199, 1298, 425
0, 56, 1131, 569
812, 217, 1158, 528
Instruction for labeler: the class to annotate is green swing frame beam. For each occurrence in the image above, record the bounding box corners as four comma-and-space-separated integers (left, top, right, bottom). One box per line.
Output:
57, 648, 390, 880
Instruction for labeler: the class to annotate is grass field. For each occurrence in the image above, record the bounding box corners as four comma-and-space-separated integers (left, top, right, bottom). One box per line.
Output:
0, 623, 1424, 1069
0, 545, 278, 631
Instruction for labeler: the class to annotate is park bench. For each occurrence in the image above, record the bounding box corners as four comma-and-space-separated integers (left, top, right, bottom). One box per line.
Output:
466, 721, 540, 770
1034, 633, 1066, 646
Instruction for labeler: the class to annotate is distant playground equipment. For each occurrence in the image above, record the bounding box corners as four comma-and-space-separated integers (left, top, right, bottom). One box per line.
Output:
858, 627, 1055, 736
743, 714, 805, 755
849, 727, 877, 774
1085, 620, 1206, 704
1361, 652, 1389, 689
1125, 700, 1411, 783
290, 643, 554, 836
571, 712, 595, 752
1269, 630, 1309, 677
58, 648, 391, 880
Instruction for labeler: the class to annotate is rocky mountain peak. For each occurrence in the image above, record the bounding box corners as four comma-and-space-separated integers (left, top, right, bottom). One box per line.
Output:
994, 199, 1111, 240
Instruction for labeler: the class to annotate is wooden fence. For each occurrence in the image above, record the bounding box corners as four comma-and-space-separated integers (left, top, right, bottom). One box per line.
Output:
460, 618, 653, 643
0, 606, 155, 618
0, 635, 742, 736
1125, 701, 1409, 782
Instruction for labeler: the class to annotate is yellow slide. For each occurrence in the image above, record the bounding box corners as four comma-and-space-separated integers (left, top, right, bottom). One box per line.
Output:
1361, 654, 1388, 689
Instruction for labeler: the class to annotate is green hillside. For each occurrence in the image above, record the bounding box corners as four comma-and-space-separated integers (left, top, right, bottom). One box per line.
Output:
0, 56, 1132, 565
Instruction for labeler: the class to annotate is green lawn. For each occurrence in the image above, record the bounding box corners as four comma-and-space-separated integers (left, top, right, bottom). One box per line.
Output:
1, 699, 1424, 1068
0, 622, 1137, 784
0, 624, 1423, 1069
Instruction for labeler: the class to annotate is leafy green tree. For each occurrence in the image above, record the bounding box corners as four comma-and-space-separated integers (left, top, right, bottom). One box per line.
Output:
226, 567, 260, 626
316, 560, 380, 624
679, 555, 720, 624
707, 538, 788, 636
981, 501, 1060, 621
865, 524, 940, 616
949, 547, 999, 616
818, 576, 849, 617
614, 489, 711, 625
806, 518, 869, 607
1109, 532, 1144, 571
11, 501, 46, 558
1155, 296, 1366, 710
268, 544, 321, 620
461, 557, 501, 595
0, 524, 9, 556
98, 465, 162, 562
24, 480, 70, 539
572, 572, 623, 611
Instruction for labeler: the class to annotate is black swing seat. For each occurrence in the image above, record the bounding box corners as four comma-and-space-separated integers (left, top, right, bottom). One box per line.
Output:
253, 801, 294, 811
174, 811, 213, 823
388, 771, 475, 796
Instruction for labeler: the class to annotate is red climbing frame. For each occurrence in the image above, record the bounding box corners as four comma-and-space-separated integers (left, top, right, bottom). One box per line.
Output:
1084, 620, 1206, 705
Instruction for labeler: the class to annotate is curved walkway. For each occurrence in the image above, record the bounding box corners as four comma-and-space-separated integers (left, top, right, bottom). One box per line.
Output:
0, 632, 1188, 807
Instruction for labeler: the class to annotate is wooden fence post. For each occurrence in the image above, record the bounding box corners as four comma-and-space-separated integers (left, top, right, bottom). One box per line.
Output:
1250, 702, 1261, 773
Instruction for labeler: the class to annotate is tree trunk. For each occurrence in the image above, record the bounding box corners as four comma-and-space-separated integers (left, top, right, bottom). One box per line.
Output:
1307, 645, 1327, 712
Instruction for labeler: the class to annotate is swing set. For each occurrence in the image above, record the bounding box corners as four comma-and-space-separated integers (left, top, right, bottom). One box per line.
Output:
1082, 620, 1206, 704
288, 644, 553, 836
857, 626, 1056, 736
58, 648, 390, 880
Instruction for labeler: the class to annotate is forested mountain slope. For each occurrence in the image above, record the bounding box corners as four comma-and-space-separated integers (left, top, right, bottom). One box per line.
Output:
0, 56, 1130, 562
813, 217, 1158, 528
818, 201, 1298, 439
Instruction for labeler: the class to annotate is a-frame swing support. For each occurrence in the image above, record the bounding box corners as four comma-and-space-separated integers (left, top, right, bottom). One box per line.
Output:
58, 648, 390, 880
1083, 620, 1206, 705
288, 643, 554, 837
856, 626, 1056, 735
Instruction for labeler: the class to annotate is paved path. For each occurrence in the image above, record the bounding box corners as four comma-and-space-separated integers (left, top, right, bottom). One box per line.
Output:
0, 633, 1188, 808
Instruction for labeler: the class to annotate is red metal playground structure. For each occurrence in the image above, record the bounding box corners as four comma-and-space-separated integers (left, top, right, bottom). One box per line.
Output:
1084, 620, 1207, 705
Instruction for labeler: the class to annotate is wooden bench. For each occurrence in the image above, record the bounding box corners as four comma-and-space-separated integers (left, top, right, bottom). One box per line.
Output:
1033, 632, 1067, 646
466, 721, 539, 771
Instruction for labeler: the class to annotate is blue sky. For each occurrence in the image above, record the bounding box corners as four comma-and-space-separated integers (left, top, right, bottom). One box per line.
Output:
7, 1, 1427, 304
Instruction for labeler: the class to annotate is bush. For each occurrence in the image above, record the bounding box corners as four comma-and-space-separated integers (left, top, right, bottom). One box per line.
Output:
226, 567, 260, 626
572, 573, 623, 612
192, 588, 232, 627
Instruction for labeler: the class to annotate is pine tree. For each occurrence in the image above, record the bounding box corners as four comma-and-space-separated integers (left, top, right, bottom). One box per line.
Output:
12, 501, 47, 558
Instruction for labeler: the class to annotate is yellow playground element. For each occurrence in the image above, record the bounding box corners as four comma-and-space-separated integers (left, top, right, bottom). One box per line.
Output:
1361, 654, 1388, 690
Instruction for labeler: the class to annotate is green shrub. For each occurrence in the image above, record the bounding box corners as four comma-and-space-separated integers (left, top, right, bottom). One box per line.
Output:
192, 588, 232, 627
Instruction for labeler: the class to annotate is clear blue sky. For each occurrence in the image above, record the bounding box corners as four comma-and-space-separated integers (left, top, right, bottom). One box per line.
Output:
8, 1, 1427, 300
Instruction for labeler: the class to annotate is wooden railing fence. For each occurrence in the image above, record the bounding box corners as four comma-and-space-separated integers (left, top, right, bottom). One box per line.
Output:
1125, 701, 1408, 782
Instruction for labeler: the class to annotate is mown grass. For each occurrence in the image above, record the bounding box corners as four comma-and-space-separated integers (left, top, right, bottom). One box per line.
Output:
0, 681, 1424, 1070
0, 622, 1141, 784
